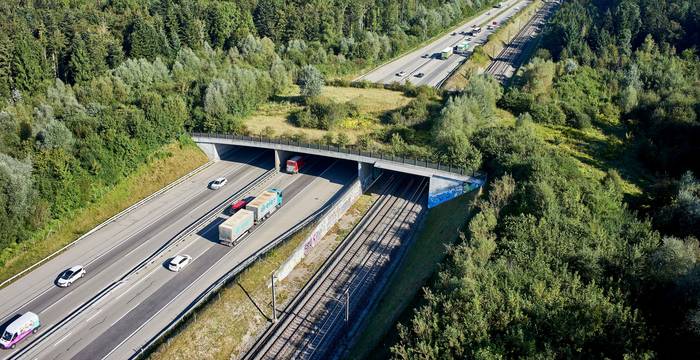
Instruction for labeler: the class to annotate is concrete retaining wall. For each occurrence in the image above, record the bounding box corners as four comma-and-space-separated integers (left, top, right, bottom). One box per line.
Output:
274, 179, 363, 282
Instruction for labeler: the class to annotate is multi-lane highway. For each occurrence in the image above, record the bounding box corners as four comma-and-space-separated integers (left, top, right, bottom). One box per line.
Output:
0, 147, 357, 359
485, 0, 558, 82
356, 0, 532, 87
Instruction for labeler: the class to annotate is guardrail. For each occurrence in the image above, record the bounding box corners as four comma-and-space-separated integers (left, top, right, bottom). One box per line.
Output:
191, 132, 484, 179
8, 166, 276, 360
133, 177, 359, 359
0, 160, 215, 290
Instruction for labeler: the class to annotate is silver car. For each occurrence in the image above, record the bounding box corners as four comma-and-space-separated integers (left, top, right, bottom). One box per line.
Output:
210, 177, 227, 190
57, 265, 85, 287
168, 255, 192, 272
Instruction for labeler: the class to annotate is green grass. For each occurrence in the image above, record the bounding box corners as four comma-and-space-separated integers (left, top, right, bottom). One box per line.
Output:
346, 191, 479, 360
149, 193, 377, 360
494, 111, 645, 196
245, 86, 411, 143
0, 141, 209, 285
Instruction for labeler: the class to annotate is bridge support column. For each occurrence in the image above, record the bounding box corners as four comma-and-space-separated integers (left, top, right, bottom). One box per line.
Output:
358, 162, 377, 191
197, 143, 220, 161
274, 149, 292, 172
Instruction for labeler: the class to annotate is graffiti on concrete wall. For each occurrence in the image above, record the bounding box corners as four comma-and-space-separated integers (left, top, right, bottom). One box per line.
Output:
275, 180, 363, 282
428, 175, 484, 208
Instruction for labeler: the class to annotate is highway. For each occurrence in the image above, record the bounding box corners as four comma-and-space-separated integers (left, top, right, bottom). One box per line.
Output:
485, 0, 559, 82
356, 0, 532, 87
244, 173, 427, 360
0, 148, 357, 359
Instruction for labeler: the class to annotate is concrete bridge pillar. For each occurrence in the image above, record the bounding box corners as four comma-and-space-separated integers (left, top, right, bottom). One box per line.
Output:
358, 162, 377, 191
274, 149, 292, 172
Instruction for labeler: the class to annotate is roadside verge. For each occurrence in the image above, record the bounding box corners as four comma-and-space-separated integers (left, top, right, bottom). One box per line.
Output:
0, 142, 211, 288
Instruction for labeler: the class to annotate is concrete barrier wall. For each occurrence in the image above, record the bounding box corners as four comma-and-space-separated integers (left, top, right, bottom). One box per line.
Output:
275, 179, 363, 282
428, 175, 485, 208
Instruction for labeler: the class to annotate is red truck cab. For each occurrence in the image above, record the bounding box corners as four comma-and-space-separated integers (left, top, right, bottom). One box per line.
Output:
230, 196, 255, 214
286, 156, 305, 174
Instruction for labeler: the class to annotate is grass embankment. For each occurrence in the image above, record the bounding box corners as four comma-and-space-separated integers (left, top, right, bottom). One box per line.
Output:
0, 141, 209, 285
149, 193, 377, 360
496, 110, 644, 196
245, 86, 411, 143
346, 191, 478, 360
443, 0, 544, 90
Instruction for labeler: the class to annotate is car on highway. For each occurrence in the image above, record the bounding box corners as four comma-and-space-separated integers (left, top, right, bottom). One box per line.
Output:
422, 53, 430, 58
57, 265, 85, 287
210, 177, 227, 190
451, 32, 457, 36
168, 255, 192, 272
415, 73, 425, 78
0, 312, 40, 349
230, 196, 255, 214
396, 71, 406, 76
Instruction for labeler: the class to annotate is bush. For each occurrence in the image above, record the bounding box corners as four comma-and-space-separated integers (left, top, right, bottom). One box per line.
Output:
291, 97, 358, 130
531, 101, 566, 125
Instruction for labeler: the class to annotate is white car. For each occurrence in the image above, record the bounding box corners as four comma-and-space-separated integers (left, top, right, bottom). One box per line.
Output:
396, 71, 407, 76
210, 177, 227, 190
168, 255, 192, 272
57, 265, 85, 287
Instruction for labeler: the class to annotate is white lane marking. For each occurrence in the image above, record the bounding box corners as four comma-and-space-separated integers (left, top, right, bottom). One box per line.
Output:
0, 160, 233, 322
86, 309, 102, 323
53, 332, 72, 347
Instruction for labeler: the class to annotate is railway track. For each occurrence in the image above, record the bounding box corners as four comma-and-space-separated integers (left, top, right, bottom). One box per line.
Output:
485, 1, 557, 82
244, 174, 427, 360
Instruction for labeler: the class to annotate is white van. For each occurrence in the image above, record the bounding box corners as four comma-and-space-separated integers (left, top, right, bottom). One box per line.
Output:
0, 312, 40, 349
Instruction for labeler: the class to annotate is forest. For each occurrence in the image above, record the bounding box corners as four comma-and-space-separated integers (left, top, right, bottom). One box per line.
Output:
0, 0, 698, 357
391, 0, 700, 358
0, 0, 498, 258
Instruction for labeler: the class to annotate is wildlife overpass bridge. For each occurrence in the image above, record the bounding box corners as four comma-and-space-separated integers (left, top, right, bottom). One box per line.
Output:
192, 132, 485, 208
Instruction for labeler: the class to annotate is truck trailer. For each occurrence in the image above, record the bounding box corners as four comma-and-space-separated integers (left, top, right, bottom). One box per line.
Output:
439, 47, 453, 59
246, 188, 283, 223
219, 209, 255, 246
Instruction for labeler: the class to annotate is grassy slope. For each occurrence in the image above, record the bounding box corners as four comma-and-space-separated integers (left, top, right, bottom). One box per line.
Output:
149, 193, 377, 360
444, 0, 544, 90
346, 191, 478, 360
0, 141, 209, 285
244, 86, 411, 143
496, 110, 644, 196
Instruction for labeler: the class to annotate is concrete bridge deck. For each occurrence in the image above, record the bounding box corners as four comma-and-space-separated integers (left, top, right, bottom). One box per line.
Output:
191, 132, 485, 208
191, 133, 481, 182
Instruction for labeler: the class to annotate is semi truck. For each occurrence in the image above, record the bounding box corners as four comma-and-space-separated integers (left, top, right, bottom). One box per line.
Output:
218, 188, 283, 246
286, 155, 305, 174
219, 209, 254, 246
439, 47, 453, 59
455, 41, 470, 53
246, 188, 283, 224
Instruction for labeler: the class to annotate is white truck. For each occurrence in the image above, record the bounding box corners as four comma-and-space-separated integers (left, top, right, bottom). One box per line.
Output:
246, 188, 283, 224
218, 209, 255, 247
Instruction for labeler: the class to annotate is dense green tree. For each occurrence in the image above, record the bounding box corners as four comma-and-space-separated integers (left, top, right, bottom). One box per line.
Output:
297, 65, 324, 98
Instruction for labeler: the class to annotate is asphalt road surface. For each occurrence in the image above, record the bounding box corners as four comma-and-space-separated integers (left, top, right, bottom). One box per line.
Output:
0, 148, 356, 360
485, 0, 559, 82
356, 0, 532, 87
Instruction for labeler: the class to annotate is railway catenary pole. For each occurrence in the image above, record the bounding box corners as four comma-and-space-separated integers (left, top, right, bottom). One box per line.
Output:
272, 273, 278, 323
344, 288, 349, 323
